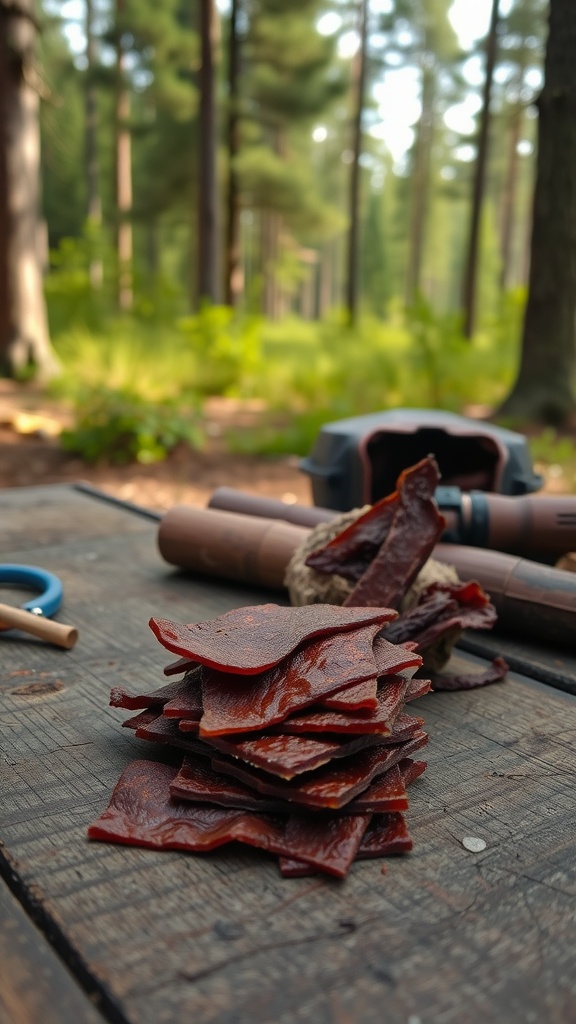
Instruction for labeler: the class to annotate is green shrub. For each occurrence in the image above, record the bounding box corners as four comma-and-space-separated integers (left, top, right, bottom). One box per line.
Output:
60, 388, 203, 465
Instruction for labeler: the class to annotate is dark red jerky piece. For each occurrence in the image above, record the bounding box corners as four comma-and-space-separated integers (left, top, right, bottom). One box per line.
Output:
201, 712, 425, 781
398, 758, 427, 786
279, 811, 413, 877
305, 493, 399, 582
429, 655, 508, 691
384, 593, 459, 645
373, 635, 423, 676
198, 622, 386, 737
278, 676, 408, 735
405, 677, 432, 702
170, 756, 410, 815
205, 730, 389, 781
356, 811, 413, 859
344, 456, 445, 610
87, 759, 285, 853
178, 719, 201, 733
122, 709, 158, 731
409, 583, 497, 654
320, 676, 378, 712
162, 686, 203, 720
88, 759, 372, 877
110, 668, 202, 711
163, 656, 197, 677
149, 603, 396, 676
131, 711, 423, 781
279, 811, 372, 879
209, 731, 429, 810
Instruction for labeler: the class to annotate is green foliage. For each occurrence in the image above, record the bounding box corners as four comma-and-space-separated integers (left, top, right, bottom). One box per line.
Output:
60, 388, 203, 465
177, 306, 263, 396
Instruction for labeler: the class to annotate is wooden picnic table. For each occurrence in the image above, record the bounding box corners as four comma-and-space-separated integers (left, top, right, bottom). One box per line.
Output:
1, 483, 576, 1024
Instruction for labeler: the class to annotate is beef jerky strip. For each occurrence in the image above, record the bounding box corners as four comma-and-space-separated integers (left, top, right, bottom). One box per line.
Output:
278, 765, 424, 877
162, 686, 203, 720
209, 731, 429, 810
405, 677, 432, 701
320, 676, 378, 712
304, 493, 400, 582
383, 592, 459, 646
198, 622, 382, 737
428, 655, 508, 691
87, 759, 371, 878
136, 710, 424, 780
278, 811, 414, 877
320, 643, 421, 712
130, 711, 428, 809
344, 456, 445, 610
170, 756, 411, 814
203, 716, 423, 780
198, 622, 418, 738
273, 676, 409, 735
150, 602, 396, 676
408, 582, 497, 654
110, 667, 202, 711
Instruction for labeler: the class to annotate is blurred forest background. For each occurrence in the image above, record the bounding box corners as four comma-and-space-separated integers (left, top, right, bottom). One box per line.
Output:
1, 0, 575, 478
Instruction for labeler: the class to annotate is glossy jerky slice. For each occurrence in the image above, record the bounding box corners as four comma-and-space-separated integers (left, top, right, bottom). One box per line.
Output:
320, 676, 378, 712
149, 602, 397, 676
356, 811, 413, 858
170, 756, 411, 815
210, 731, 428, 810
405, 677, 432, 701
110, 668, 202, 711
88, 759, 371, 877
279, 811, 413, 877
205, 730, 387, 780
201, 712, 424, 781
131, 706, 424, 783
198, 622, 387, 737
277, 676, 409, 735
162, 687, 204, 720
344, 456, 445, 610
429, 655, 508, 691
304, 493, 399, 581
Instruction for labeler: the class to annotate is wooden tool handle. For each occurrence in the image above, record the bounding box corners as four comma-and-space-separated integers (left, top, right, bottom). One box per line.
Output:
0, 603, 78, 649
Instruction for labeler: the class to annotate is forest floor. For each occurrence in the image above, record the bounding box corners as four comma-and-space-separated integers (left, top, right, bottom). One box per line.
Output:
0, 379, 313, 513
1, 378, 574, 513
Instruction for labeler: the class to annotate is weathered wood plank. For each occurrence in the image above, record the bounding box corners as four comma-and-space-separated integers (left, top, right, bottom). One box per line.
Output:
1, 485, 576, 1024
0, 882, 105, 1024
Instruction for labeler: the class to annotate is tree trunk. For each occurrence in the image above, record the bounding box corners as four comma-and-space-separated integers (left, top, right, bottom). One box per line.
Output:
0, 0, 57, 379
345, 0, 368, 326
225, 0, 242, 307
404, 63, 435, 308
198, 0, 219, 304
115, 0, 133, 312
86, 0, 102, 290
499, 90, 523, 292
498, 0, 576, 425
461, 0, 500, 338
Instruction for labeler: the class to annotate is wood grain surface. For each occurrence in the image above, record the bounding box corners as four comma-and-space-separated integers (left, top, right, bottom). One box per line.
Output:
0, 882, 104, 1024
1, 484, 575, 1024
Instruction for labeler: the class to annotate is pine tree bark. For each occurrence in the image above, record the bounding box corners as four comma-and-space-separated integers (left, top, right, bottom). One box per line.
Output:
405, 63, 435, 307
225, 0, 242, 307
85, 0, 103, 290
461, 0, 500, 338
0, 0, 58, 379
198, 0, 219, 304
115, 0, 133, 311
345, 0, 368, 325
498, 0, 576, 424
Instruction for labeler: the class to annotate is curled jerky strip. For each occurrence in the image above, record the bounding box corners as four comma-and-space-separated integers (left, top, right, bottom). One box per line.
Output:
342, 456, 445, 610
